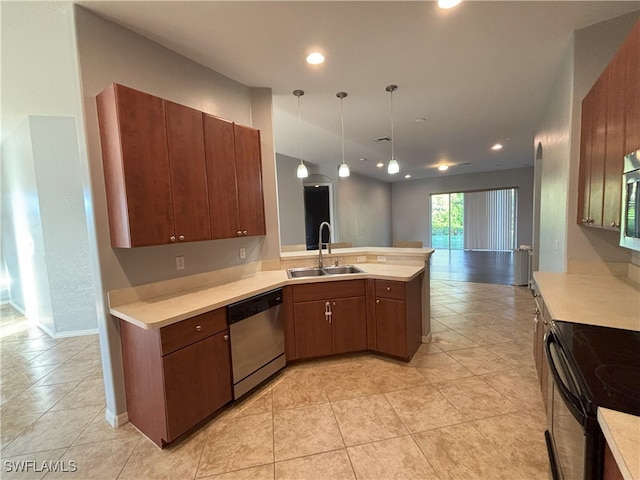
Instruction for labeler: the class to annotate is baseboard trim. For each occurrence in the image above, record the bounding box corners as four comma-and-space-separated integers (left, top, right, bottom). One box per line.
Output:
105, 409, 129, 428
36, 323, 99, 339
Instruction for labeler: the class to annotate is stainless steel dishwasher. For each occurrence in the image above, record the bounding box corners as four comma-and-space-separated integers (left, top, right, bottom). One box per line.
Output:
227, 288, 285, 399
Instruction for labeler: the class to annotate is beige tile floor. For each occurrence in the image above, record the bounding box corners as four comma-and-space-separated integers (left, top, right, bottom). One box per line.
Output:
0, 280, 549, 479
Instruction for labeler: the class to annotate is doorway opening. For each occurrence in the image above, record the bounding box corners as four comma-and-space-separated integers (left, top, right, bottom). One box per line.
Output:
429, 188, 518, 285
303, 184, 333, 250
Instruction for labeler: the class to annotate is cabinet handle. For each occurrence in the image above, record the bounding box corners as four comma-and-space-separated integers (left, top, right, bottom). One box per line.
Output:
236, 231, 242, 236
325, 301, 332, 324
195, 325, 202, 332
178, 235, 185, 241
243, 230, 248, 236
610, 222, 620, 229
223, 334, 229, 341
170, 236, 176, 242
386, 286, 391, 292
376, 299, 380, 304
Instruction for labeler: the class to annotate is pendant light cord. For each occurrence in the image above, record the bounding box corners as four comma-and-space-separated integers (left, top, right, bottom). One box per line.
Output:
340, 96, 345, 164
297, 94, 303, 163
390, 88, 395, 161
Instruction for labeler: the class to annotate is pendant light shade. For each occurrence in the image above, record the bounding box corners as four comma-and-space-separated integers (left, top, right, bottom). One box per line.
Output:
337, 91, 350, 178
293, 89, 308, 179
386, 84, 400, 175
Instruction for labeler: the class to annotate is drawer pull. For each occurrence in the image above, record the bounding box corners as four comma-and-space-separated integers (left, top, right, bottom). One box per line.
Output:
223, 334, 229, 341
386, 286, 391, 292
195, 325, 202, 332
376, 299, 380, 304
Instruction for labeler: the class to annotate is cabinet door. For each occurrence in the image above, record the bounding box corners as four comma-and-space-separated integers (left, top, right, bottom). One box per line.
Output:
162, 331, 231, 442
578, 90, 594, 226
603, 55, 626, 229
332, 296, 367, 354
98, 84, 174, 247
293, 300, 333, 359
165, 101, 212, 242
207, 330, 233, 414
625, 21, 640, 153
203, 114, 240, 239
375, 298, 407, 358
234, 124, 266, 236
589, 75, 608, 227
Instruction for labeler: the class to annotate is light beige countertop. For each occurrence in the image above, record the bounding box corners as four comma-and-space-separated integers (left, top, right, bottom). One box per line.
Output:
598, 408, 640, 480
533, 272, 640, 332
109, 262, 425, 330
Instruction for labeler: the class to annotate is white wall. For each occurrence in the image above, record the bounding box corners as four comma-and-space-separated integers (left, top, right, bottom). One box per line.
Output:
392, 167, 534, 248
0, 3, 100, 334
276, 154, 306, 246
337, 173, 392, 248
276, 156, 393, 247
534, 41, 574, 272
73, 5, 279, 421
534, 11, 639, 273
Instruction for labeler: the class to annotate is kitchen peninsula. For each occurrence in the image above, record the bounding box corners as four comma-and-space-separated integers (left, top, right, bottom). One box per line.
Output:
109, 246, 433, 447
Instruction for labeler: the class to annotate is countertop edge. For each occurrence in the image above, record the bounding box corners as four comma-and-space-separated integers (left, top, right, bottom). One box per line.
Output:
597, 408, 638, 480
109, 264, 425, 330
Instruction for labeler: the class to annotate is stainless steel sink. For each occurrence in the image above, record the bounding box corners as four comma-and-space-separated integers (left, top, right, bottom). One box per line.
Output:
322, 265, 364, 275
287, 265, 364, 279
287, 267, 327, 278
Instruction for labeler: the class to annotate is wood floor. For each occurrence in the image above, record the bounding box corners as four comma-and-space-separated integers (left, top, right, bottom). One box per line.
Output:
430, 249, 517, 285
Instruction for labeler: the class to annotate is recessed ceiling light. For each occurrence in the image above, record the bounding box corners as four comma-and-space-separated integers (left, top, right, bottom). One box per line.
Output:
376, 162, 384, 168
405, 174, 412, 179
306, 52, 325, 65
360, 158, 367, 162
415, 117, 426, 123
438, 0, 462, 9
438, 165, 449, 171
491, 143, 503, 151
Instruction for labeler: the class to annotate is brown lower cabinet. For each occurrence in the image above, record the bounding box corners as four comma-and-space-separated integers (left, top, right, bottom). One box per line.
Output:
532, 293, 550, 414
291, 280, 367, 360
374, 276, 423, 360
119, 308, 232, 447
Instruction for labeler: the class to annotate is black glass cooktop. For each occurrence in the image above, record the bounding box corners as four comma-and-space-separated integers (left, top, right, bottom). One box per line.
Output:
553, 321, 640, 417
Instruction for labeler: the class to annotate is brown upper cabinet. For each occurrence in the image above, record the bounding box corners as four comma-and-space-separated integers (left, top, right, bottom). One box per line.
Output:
578, 19, 640, 230
97, 83, 265, 247
203, 115, 266, 239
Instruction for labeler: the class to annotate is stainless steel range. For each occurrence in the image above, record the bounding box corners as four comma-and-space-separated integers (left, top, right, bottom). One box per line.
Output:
544, 321, 640, 480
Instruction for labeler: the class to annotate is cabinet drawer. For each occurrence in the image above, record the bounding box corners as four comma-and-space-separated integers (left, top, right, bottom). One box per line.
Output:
375, 280, 406, 300
292, 280, 366, 303
160, 308, 227, 356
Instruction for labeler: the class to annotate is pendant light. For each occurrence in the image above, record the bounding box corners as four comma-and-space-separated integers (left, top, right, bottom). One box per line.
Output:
337, 91, 350, 178
386, 84, 400, 174
293, 89, 308, 179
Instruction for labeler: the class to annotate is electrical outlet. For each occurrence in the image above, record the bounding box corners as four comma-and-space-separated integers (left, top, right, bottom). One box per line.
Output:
554, 239, 560, 252
357, 256, 366, 262
176, 256, 185, 270
377, 255, 387, 263
239, 247, 246, 259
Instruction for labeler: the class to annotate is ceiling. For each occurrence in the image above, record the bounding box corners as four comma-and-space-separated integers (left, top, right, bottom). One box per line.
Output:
78, 1, 639, 182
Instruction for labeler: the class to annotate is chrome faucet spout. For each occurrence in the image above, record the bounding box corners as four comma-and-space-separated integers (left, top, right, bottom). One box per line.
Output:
318, 222, 332, 268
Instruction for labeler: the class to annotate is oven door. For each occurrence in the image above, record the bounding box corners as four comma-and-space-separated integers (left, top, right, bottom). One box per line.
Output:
544, 330, 588, 480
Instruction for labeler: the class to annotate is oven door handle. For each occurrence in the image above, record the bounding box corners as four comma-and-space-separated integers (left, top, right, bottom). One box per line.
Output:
544, 331, 587, 426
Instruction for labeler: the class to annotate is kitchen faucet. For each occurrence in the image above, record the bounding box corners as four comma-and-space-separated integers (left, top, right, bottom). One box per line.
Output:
318, 222, 332, 268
